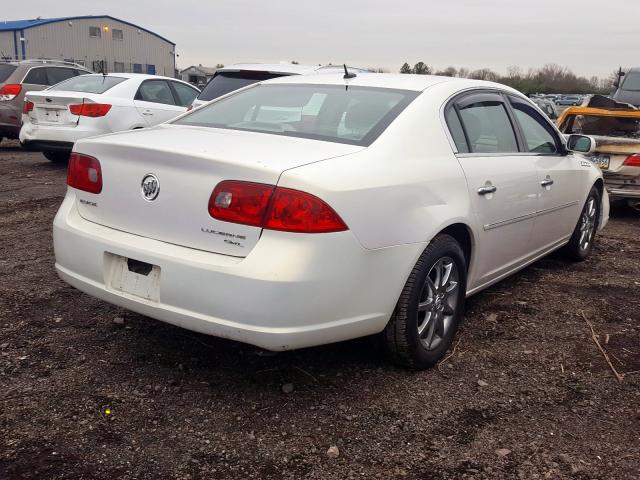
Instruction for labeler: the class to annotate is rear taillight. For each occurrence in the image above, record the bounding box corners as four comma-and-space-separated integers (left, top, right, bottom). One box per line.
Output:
69, 103, 112, 117
208, 180, 347, 233
23, 100, 34, 114
264, 187, 348, 233
209, 181, 273, 227
623, 154, 640, 167
67, 153, 102, 194
186, 104, 193, 111
0, 83, 22, 101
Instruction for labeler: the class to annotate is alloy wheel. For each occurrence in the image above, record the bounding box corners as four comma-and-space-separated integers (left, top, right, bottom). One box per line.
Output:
579, 197, 597, 251
417, 257, 460, 350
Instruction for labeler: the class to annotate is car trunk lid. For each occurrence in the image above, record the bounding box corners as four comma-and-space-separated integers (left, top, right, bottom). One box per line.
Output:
72, 124, 362, 257
25, 90, 99, 127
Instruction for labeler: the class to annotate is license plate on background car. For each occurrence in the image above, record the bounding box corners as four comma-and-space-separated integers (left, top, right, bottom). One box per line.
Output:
42, 109, 61, 123
590, 154, 610, 170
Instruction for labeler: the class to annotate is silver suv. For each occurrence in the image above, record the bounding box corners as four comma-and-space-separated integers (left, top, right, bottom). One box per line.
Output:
0, 60, 91, 142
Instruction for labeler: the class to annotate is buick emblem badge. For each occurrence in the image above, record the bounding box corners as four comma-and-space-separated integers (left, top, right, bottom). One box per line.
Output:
141, 174, 160, 201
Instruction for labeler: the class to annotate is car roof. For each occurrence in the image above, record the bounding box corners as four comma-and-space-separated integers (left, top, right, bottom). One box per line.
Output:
76, 73, 188, 82
261, 72, 511, 93
217, 63, 368, 75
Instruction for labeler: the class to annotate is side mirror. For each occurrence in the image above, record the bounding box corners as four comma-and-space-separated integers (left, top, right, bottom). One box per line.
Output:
566, 134, 595, 154
613, 80, 619, 89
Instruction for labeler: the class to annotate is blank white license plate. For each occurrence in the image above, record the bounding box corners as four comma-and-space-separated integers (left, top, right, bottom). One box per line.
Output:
590, 154, 610, 170
41, 109, 62, 122
107, 254, 161, 302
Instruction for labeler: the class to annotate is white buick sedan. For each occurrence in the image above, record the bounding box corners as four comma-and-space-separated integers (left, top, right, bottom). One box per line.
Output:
20, 74, 199, 162
53, 73, 608, 368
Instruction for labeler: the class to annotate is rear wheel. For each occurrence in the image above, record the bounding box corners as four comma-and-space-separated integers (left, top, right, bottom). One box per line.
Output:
42, 151, 70, 163
563, 187, 600, 261
384, 234, 467, 369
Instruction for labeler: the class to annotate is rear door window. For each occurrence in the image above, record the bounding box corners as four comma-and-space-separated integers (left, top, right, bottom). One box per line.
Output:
23, 67, 48, 85
136, 80, 176, 105
46, 67, 78, 86
170, 81, 199, 107
198, 71, 290, 101
456, 94, 519, 153
445, 108, 470, 153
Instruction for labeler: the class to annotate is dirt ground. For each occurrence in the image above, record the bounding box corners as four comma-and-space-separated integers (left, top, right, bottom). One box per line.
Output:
1, 139, 639, 480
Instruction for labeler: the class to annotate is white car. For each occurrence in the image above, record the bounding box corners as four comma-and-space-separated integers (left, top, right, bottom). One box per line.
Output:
190, 63, 368, 109
20, 73, 200, 162
53, 73, 608, 368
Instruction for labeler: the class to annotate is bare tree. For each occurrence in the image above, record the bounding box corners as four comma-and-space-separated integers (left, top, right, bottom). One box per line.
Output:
412, 62, 432, 75
436, 66, 458, 77
400, 62, 412, 74
470, 68, 499, 81
457, 67, 471, 78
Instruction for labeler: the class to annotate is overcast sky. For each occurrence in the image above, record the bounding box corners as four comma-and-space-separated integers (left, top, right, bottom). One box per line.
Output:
10, 0, 640, 77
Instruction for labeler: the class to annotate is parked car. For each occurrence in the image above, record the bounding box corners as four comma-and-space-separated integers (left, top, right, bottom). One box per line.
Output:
555, 95, 582, 106
54, 73, 608, 369
611, 67, 640, 107
20, 73, 199, 162
189, 63, 367, 109
557, 94, 640, 210
532, 97, 558, 120
0, 59, 91, 143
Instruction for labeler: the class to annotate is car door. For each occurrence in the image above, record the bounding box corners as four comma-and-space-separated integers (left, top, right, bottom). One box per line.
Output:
507, 95, 585, 251
133, 79, 185, 125
446, 91, 539, 287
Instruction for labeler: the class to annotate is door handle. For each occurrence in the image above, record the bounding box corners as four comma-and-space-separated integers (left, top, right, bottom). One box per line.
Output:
142, 110, 153, 116
477, 184, 497, 195
540, 178, 554, 187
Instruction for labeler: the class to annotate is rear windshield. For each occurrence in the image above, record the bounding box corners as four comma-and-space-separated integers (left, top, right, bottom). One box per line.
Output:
176, 84, 418, 146
0, 64, 17, 83
622, 72, 640, 92
197, 71, 290, 101
48, 75, 126, 94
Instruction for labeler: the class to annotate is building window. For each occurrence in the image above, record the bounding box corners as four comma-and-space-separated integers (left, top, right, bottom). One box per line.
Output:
114, 62, 125, 73
146, 64, 156, 75
112, 29, 123, 41
133, 63, 142, 73
89, 26, 101, 38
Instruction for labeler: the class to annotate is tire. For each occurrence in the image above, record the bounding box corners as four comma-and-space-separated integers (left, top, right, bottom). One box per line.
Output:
563, 186, 601, 261
42, 151, 70, 163
384, 234, 467, 369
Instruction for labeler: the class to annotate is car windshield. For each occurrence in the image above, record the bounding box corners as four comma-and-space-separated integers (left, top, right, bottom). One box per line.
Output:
197, 71, 292, 101
0, 64, 17, 83
622, 72, 640, 92
175, 84, 418, 146
48, 75, 126, 94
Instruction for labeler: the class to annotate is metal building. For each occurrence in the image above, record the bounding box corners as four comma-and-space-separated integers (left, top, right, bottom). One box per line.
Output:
0, 15, 175, 76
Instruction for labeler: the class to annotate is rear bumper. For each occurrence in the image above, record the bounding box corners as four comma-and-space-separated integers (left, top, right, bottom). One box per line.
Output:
19, 120, 108, 148
22, 139, 74, 152
53, 191, 421, 351
606, 187, 640, 199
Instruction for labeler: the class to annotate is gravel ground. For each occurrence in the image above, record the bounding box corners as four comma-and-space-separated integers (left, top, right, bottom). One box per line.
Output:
1, 140, 639, 480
